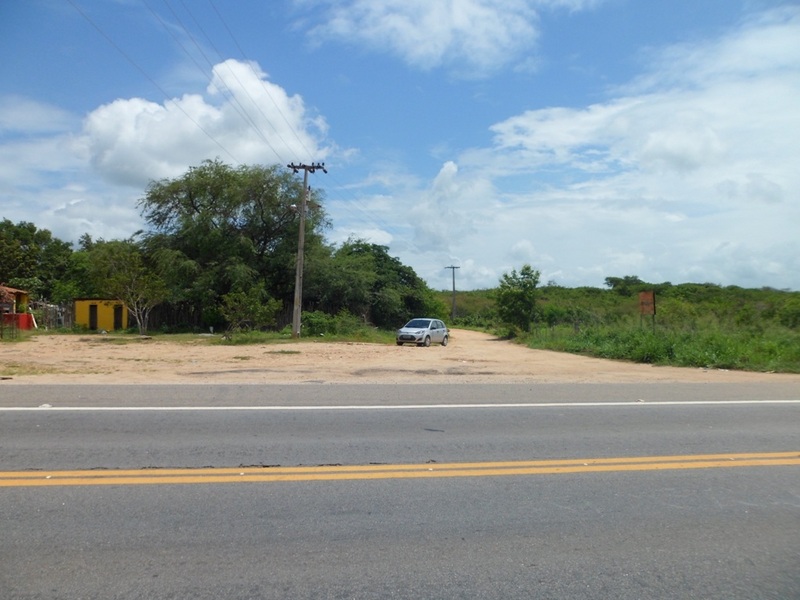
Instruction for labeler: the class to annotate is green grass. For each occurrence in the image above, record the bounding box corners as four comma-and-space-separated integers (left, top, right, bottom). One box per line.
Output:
522, 324, 800, 373
215, 326, 396, 346
1, 326, 397, 348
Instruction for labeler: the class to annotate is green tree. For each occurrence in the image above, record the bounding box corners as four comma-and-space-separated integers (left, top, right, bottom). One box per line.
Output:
88, 239, 168, 335
219, 283, 281, 336
0, 219, 73, 300
304, 237, 377, 318
0, 224, 26, 283
496, 264, 541, 332
307, 240, 444, 328
139, 160, 327, 325
47, 234, 99, 304
604, 275, 645, 296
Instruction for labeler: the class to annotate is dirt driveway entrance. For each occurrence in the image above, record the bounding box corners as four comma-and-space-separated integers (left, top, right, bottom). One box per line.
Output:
2, 329, 798, 386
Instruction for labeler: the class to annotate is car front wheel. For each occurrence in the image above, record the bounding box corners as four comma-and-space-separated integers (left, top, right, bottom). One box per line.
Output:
422, 336, 431, 347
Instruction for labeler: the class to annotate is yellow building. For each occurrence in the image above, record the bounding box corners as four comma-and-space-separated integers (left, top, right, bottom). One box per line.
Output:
74, 299, 130, 331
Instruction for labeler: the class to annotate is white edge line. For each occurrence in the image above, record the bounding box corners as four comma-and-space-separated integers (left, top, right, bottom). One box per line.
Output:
1, 400, 799, 411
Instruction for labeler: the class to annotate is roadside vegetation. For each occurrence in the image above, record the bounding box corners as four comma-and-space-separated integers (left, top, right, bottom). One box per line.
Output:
2, 160, 798, 373
437, 275, 800, 374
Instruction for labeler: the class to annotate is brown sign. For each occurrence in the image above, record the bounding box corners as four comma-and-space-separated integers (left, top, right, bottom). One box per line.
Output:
639, 291, 656, 315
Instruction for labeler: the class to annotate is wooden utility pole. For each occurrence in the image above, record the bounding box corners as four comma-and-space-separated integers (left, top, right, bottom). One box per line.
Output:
445, 265, 460, 321
287, 162, 327, 338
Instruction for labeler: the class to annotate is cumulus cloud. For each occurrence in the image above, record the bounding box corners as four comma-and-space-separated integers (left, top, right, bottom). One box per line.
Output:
75, 59, 330, 188
406, 161, 492, 253
1, 59, 332, 245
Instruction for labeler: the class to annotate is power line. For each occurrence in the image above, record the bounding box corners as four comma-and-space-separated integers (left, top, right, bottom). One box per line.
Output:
66, 0, 241, 165
203, 1, 397, 241
171, 0, 298, 163
72, 0, 401, 253
151, 0, 275, 149
208, 0, 308, 163
204, 1, 399, 236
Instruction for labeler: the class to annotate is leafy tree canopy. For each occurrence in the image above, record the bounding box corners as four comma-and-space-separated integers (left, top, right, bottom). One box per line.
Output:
604, 275, 646, 296
306, 239, 446, 328
220, 283, 281, 336
138, 159, 328, 317
495, 264, 541, 333
88, 239, 168, 335
0, 219, 73, 300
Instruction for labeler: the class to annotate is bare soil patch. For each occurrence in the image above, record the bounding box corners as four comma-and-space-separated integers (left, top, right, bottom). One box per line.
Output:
2, 329, 798, 385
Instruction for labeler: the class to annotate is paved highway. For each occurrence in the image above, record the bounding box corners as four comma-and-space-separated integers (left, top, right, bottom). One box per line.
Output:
1, 383, 798, 599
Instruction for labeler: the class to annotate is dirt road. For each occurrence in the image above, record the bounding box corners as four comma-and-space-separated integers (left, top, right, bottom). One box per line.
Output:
2, 329, 798, 385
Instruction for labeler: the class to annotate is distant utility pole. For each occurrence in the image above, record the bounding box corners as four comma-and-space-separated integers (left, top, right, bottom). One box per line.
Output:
445, 265, 460, 321
287, 162, 327, 339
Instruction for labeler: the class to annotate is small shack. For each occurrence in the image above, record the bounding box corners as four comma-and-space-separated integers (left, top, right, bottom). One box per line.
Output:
0, 285, 34, 330
74, 298, 130, 332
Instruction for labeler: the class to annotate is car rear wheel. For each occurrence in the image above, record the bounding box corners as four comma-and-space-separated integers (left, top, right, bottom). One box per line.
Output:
441, 335, 448, 346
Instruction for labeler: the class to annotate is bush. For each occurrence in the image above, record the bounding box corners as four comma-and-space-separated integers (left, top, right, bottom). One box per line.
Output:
522, 323, 800, 373
302, 310, 363, 337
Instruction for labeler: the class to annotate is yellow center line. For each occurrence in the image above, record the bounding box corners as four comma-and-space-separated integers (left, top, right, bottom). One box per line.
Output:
1, 452, 797, 487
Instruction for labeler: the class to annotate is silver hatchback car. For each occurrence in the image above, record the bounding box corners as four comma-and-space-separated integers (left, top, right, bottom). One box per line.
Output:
396, 318, 449, 347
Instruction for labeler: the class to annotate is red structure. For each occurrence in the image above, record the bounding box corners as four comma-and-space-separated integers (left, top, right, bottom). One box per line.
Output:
2, 313, 34, 329
0, 285, 34, 330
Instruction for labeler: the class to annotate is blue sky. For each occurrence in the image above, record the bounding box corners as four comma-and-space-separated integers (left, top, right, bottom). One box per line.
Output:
1, 0, 799, 291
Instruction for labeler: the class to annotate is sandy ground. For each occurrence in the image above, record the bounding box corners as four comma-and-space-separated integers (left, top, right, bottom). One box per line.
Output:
2, 329, 799, 386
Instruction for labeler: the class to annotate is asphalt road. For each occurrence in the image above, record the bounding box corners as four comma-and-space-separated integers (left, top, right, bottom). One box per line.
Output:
1, 383, 799, 599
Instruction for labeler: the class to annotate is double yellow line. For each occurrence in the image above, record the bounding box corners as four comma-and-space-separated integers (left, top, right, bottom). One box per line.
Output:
1, 452, 798, 487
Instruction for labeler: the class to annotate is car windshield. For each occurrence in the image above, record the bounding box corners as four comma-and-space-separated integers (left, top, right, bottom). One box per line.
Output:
405, 319, 431, 328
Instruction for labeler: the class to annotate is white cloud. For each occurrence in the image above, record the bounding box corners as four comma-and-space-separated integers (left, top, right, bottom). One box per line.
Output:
0, 95, 77, 134
407, 161, 492, 253
0, 60, 332, 245
302, 0, 608, 77
47, 185, 144, 243
474, 8, 800, 191
388, 6, 800, 289
328, 226, 394, 247
76, 59, 330, 188
306, 0, 541, 76
208, 60, 328, 161
3, 4, 798, 294
628, 6, 800, 91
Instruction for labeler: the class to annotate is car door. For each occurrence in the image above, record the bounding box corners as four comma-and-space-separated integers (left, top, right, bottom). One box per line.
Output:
431, 320, 445, 343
